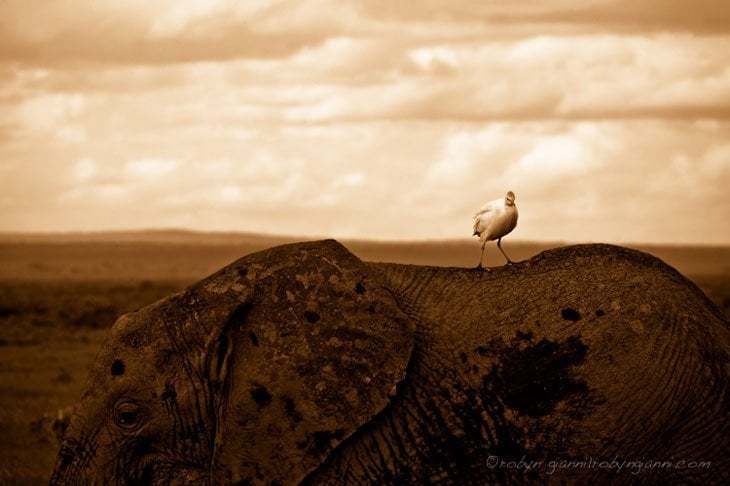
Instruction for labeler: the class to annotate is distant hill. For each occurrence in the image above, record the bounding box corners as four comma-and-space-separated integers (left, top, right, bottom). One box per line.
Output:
0, 230, 728, 280
0, 229, 297, 246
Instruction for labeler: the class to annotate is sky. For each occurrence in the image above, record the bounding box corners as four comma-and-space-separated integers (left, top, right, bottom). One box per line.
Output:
1, 0, 729, 244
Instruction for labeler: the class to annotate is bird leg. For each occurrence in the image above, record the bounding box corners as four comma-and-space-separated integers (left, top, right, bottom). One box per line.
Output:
497, 238, 514, 264
475, 241, 489, 270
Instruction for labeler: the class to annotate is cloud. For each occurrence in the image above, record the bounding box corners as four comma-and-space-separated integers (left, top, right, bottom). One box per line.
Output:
414, 120, 730, 243
146, 0, 248, 38
536, 0, 730, 34
3, 12, 729, 126
0, 0, 345, 64
3, 0, 727, 68
1, 1, 729, 244
426, 127, 510, 185
332, 172, 367, 188
515, 137, 595, 175
72, 157, 96, 182
1, 118, 728, 243
701, 144, 730, 180
125, 158, 181, 178
17, 93, 85, 131
353, 0, 730, 35
409, 46, 459, 74
393, 34, 730, 122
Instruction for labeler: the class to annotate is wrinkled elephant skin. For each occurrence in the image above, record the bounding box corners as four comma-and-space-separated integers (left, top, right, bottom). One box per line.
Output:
52, 240, 729, 485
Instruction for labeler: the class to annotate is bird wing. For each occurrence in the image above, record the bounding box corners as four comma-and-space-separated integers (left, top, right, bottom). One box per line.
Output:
472, 216, 482, 235
474, 201, 495, 218
473, 206, 493, 234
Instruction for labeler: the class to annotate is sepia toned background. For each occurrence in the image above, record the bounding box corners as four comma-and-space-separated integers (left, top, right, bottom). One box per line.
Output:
1, 0, 729, 243
1, 1, 729, 483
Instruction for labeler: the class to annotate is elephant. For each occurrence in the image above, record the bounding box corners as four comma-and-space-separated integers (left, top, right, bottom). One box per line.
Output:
51, 240, 729, 484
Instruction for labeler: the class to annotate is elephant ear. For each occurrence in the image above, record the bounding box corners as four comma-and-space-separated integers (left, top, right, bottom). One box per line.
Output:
209, 240, 416, 484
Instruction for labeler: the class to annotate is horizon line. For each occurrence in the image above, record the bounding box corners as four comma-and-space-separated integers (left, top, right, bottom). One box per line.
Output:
0, 228, 728, 249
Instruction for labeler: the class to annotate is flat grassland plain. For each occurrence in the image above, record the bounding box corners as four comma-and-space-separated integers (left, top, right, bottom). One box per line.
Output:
1, 231, 728, 483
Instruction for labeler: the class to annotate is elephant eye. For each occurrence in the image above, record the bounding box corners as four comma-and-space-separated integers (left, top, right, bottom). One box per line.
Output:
118, 411, 137, 426
113, 401, 144, 432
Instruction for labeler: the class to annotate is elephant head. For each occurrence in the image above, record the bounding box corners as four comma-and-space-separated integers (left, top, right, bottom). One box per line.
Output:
52, 240, 729, 484
51, 270, 253, 485
51, 240, 414, 484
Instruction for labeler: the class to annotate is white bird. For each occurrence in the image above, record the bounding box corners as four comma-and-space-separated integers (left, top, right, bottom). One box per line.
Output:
473, 191, 518, 269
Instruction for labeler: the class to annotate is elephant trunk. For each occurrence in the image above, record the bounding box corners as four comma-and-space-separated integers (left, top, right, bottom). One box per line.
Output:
51, 437, 211, 485
51, 436, 99, 485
